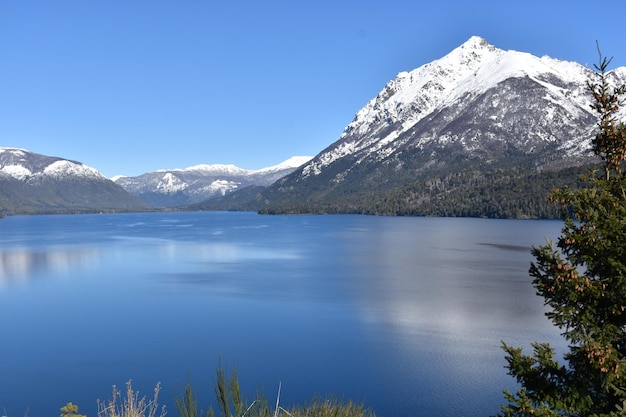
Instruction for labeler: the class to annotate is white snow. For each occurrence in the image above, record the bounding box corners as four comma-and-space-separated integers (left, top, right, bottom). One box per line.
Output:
206, 180, 239, 196
43, 160, 106, 179
181, 164, 248, 175
303, 142, 356, 177
156, 173, 187, 193
151, 156, 313, 177
254, 156, 313, 173
2, 165, 31, 180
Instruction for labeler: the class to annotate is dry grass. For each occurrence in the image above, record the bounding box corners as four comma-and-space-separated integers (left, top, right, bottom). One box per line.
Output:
97, 380, 166, 417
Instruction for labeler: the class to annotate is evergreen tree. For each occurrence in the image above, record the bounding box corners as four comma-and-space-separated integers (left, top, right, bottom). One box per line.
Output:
499, 47, 626, 416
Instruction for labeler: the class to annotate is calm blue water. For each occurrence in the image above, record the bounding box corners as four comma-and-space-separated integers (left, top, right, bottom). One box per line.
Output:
0, 212, 565, 417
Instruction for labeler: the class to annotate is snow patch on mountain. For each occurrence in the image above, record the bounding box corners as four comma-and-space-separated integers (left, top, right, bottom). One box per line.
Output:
161, 164, 249, 176
43, 160, 105, 179
206, 180, 239, 196
3, 165, 32, 180
156, 173, 187, 193
255, 156, 312, 173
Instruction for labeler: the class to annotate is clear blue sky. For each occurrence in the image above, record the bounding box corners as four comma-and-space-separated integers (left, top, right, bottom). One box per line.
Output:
1, 1, 625, 177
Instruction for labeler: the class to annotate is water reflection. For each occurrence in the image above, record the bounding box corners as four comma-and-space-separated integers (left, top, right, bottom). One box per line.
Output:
327, 218, 566, 416
0, 213, 567, 417
0, 246, 101, 287
340, 218, 563, 350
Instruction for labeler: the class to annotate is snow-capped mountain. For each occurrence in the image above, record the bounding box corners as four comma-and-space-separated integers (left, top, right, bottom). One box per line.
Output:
113, 156, 312, 207
255, 36, 626, 217
0, 147, 106, 181
301, 36, 608, 177
0, 148, 147, 215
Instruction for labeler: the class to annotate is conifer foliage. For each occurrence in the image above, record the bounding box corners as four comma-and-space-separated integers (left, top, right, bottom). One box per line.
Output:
499, 48, 626, 416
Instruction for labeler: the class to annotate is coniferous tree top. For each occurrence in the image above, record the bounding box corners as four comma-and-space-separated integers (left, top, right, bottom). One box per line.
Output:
588, 45, 626, 179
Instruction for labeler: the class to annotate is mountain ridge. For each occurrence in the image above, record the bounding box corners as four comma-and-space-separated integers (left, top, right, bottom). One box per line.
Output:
4, 37, 624, 219
224, 36, 626, 218
112, 156, 312, 208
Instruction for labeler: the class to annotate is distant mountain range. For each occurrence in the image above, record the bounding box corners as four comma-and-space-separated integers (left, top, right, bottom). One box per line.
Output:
3, 36, 624, 218
201, 36, 624, 218
0, 148, 310, 215
0, 147, 148, 215
112, 156, 312, 208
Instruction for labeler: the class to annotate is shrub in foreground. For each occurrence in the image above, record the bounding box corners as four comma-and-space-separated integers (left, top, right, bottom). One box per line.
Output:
175, 363, 375, 417
56, 363, 374, 417
97, 380, 166, 417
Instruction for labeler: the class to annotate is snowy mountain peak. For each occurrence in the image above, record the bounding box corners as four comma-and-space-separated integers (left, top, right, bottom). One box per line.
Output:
446, 35, 499, 65
340, 37, 504, 138
166, 163, 248, 176
301, 36, 606, 178
255, 156, 312, 174
0, 147, 28, 156
463, 35, 490, 48
0, 147, 107, 181
255, 37, 626, 216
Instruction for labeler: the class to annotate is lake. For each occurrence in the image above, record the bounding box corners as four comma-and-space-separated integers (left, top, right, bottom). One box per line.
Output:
0, 211, 566, 417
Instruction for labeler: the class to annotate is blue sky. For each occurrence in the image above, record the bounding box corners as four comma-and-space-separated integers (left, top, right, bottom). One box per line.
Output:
1, 1, 625, 177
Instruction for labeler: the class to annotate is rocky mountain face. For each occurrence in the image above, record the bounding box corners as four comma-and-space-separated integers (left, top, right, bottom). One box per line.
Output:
248, 36, 626, 218
0, 148, 148, 215
112, 156, 312, 208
